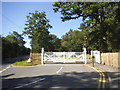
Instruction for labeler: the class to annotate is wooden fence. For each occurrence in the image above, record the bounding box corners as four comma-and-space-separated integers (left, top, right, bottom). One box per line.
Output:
30, 53, 41, 63
101, 52, 120, 69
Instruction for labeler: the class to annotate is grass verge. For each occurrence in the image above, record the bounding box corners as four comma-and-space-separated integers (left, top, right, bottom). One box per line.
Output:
86, 54, 92, 59
13, 58, 41, 66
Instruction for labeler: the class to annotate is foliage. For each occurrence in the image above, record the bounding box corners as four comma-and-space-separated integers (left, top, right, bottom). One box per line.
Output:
23, 11, 52, 53
53, 2, 120, 52
61, 29, 86, 52
12, 31, 26, 46
49, 34, 61, 51
2, 31, 30, 60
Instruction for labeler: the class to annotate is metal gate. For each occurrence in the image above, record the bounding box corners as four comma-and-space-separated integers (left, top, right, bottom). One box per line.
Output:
43, 52, 86, 64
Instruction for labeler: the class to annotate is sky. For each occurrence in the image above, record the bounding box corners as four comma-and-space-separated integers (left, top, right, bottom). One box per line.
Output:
2, 2, 82, 48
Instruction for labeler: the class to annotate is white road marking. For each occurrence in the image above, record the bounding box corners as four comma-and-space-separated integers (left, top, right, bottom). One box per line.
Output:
0, 65, 11, 73
56, 67, 63, 74
108, 76, 111, 82
108, 76, 112, 88
9, 78, 45, 89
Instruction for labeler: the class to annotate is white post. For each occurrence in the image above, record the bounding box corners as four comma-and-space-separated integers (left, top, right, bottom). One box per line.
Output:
97, 51, 100, 63
64, 51, 65, 63
41, 48, 44, 65
91, 50, 93, 57
83, 47, 87, 64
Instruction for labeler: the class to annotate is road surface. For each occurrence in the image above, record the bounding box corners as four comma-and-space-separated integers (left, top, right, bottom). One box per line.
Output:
2, 64, 100, 89
1, 55, 29, 73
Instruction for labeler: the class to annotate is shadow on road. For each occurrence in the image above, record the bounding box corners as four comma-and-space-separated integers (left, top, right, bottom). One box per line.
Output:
107, 72, 120, 89
2, 74, 15, 78
2, 71, 119, 89
2, 71, 98, 89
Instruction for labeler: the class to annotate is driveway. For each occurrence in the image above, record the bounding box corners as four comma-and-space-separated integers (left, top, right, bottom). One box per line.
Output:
2, 64, 99, 89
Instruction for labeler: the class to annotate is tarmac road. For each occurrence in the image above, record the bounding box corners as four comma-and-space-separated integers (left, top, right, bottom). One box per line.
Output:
2, 64, 100, 89
1, 55, 29, 73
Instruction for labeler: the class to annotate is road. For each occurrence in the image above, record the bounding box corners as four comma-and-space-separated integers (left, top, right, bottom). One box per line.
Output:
1, 55, 29, 72
2, 64, 100, 89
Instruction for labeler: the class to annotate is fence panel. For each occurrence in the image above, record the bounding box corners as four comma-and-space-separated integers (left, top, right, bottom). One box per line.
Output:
101, 52, 120, 69
30, 53, 41, 63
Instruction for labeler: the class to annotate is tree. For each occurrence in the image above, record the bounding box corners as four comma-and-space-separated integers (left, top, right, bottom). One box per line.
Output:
53, 2, 120, 52
12, 31, 25, 46
61, 29, 86, 52
23, 11, 52, 53
49, 34, 61, 51
2, 32, 30, 60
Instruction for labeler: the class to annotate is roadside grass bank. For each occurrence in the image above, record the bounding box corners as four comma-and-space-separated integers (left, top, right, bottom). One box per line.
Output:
13, 58, 41, 66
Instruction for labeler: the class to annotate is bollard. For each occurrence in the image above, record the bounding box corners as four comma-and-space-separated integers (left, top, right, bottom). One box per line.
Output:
92, 56, 95, 67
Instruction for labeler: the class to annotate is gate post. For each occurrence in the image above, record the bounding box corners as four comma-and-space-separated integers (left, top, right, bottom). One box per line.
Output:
41, 48, 44, 65
83, 47, 87, 64
64, 51, 65, 63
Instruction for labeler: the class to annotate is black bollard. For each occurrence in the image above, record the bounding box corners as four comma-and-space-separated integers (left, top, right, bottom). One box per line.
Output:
92, 56, 95, 67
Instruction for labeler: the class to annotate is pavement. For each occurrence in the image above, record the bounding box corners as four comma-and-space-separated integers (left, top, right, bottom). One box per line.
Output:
88, 63, 119, 72
88, 63, 120, 89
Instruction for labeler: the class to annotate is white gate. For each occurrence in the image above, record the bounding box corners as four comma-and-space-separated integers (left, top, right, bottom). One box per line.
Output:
91, 50, 100, 63
43, 48, 86, 64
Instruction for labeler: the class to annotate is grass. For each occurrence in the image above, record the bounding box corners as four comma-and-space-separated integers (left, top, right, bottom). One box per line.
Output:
13, 58, 41, 66
86, 54, 92, 59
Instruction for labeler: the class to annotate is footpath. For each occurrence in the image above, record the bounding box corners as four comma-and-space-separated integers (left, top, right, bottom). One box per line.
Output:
88, 63, 119, 89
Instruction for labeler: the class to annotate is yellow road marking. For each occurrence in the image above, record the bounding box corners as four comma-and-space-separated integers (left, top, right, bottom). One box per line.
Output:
84, 64, 102, 89
97, 69, 106, 89
84, 64, 107, 89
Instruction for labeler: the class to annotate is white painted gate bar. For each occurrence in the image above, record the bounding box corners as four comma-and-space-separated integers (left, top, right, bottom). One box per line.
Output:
43, 50, 87, 64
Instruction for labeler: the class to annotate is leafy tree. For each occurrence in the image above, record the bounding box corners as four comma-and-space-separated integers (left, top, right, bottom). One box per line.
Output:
2, 32, 30, 60
53, 2, 120, 52
12, 31, 25, 46
61, 29, 87, 52
23, 11, 52, 53
49, 34, 61, 51
3, 35, 17, 43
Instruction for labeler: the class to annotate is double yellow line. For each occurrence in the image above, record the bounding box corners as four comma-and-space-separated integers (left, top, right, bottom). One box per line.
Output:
85, 64, 107, 89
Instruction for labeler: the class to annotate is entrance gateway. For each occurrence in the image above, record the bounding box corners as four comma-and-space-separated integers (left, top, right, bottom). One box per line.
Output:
42, 48, 87, 64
